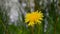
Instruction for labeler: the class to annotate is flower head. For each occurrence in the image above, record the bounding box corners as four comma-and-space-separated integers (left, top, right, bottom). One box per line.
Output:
25, 10, 44, 26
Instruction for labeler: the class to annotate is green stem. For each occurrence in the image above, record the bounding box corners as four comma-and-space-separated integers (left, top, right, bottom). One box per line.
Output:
54, 16, 58, 34
38, 25, 40, 34
30, 26, 34, 34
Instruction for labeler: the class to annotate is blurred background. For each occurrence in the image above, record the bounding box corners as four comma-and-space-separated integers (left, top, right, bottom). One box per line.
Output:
0, 0, 60, 34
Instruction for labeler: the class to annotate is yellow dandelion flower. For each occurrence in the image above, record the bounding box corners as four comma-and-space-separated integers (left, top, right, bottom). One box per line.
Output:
25, 10, 44, 26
